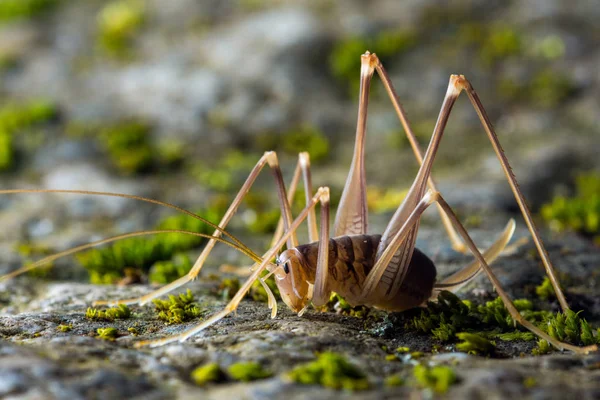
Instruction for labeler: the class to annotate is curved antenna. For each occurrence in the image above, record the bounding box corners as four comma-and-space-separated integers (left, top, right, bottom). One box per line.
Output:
0, 189, 257, 259
0, 229, 263, 282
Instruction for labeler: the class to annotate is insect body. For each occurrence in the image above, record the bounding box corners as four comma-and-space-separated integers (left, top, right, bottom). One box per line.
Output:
279, 234, 436, 313
1, 51, 597, 354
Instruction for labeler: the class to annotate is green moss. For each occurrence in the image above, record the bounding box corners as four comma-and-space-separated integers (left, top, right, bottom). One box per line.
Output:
479, 26, 522, 65
542, 310, 599, 346
0, 0, 58, 22
127, 327, 138, 335
148, 254, 192, 284
287, 352, 369, 390
78, 203, 224, 284
366, 186, 408, 214
281, 126, 329, 163
535, 277, 556, 301
191, 363, 226, 386
413, 364, 456, 394
541, 172, 600, 237
99, 121, 153, 174
456, 332, 495, 356
492, 331, 536, 342
330, 29, 415, 95
96, 327, 118, 341
217, 278, 240, 300
192, 150, 258, 192
532, 339, 552, 356
152, 289, 202, 324
227, 362, 272, 382
0, 100, 57, 171
85, 304, 131, 321
97, 0, 145, 57
384, 374, 404, 387
57, 324, 72, 332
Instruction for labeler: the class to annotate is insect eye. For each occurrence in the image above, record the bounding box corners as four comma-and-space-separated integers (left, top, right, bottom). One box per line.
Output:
283, 262, 290, 274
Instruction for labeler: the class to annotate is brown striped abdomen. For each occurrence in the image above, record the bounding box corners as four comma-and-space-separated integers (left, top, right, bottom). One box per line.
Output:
294, 234, 436, 311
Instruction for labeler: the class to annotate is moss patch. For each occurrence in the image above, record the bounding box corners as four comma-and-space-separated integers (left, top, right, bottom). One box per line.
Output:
96, 327, 118, 341
0, 0, 59, 22
541, 172, 600, 238
97, 0, 145, 57
191, 363, 227, 386
287, 352, 369, 390
152, 289, 202, 324
413, 364, 456, 394
85, 304, 131, 321
227, 362, 272, 382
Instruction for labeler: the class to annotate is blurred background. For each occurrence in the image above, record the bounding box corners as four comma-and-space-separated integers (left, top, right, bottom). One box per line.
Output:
0, 0, 598, 283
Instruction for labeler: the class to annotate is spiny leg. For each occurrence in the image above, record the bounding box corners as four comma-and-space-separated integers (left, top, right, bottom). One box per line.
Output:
434, 192, 597, 354
95, 151, 298, 306
135, 187, 330, 348
453, 77, 569, 312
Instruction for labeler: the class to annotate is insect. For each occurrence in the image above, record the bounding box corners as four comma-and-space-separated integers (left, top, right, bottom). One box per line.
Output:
1, 52, 596, 354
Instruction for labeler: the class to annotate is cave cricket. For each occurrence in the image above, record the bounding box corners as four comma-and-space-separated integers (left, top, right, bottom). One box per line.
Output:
0, 52, 597, 354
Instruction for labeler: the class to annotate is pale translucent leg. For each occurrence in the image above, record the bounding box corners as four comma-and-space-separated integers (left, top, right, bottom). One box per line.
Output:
134, 187, 330, 348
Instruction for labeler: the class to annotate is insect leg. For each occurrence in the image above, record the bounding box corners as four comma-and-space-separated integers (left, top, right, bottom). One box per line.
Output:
372, 54, 469, 254
430, 219, 515, 297
271, 152, 318, 247
434, 192, 597, 354
333, 52, 375, 236
96, 151, 297, 306
455, 77, 570, 312
134, 187, 330, 348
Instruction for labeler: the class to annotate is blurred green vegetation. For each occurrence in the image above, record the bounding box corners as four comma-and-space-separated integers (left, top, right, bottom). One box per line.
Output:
0, 0, 58, 22
97, 0, 145, 57
541, 172, 600, 238
287, 352, 369, 390
78, 201, 226, 284
413, 364, 456, 394
329, 29, 416, 96
0, 100, 57, 171
256, 125, 330, 163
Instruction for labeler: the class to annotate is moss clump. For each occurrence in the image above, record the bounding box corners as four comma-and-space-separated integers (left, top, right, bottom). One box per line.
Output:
532, 339, 552, 356
541, 172, 600, 237
0, 100, 57, 171
535, 277, 556, 301
57, 324, 72, 332
99, 121, 153, 175
227, 362, 272, 382
152, 289, 202, 324
287, 352, 369, 390
127, 327, 138, 335
191, 363, 227, 386
384, 374, 404, 387
96, 327, 118, 341
0, 0, 58, 22
455, 332, 495, 356
148, 254, 192, 285
217, 278, 240, 300
413, 364, 456, 394
330, 29, 416, 95
85, 304, 131, 321
542, 310, 598, 346
78, 203, 224, 284
97, 0, 145, 57
192, 150, 258, 192
366, 186, 408, 214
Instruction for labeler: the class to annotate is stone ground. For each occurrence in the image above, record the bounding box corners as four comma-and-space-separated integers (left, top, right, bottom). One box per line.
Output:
1, 220, 600, 399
